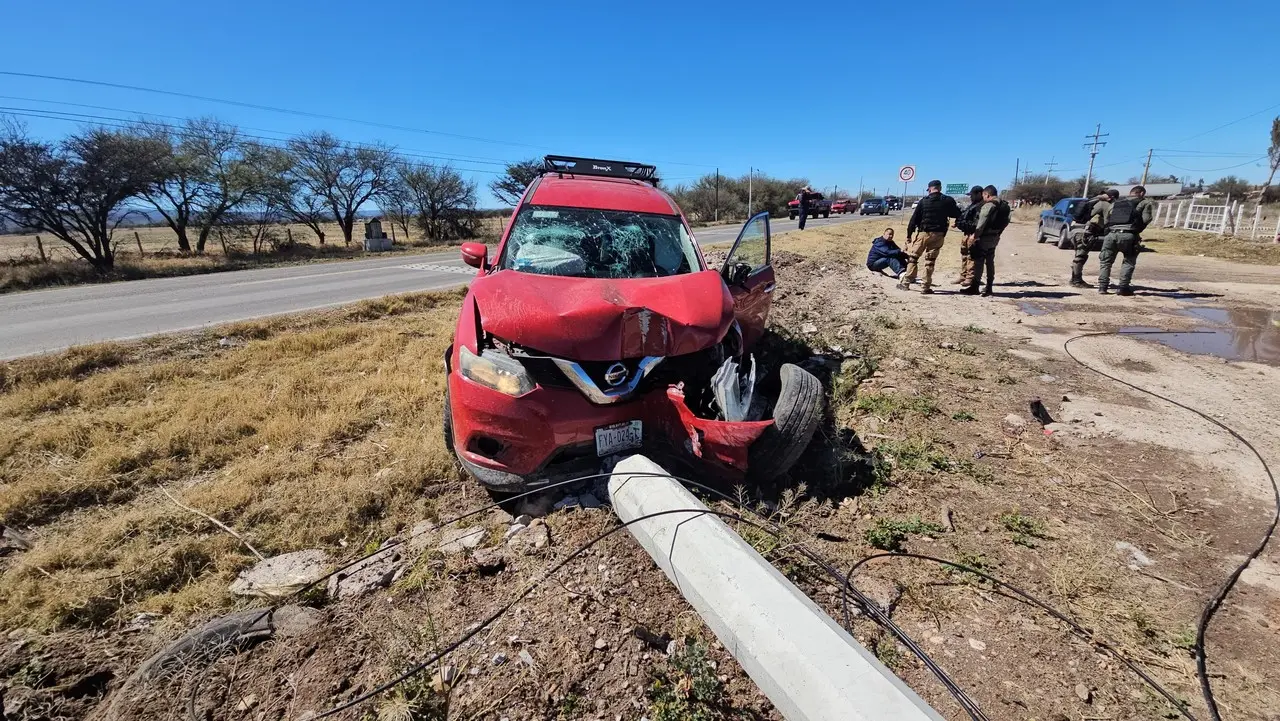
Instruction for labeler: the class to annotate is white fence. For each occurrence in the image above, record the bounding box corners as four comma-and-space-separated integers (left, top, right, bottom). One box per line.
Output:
1155, 199, 1280, 241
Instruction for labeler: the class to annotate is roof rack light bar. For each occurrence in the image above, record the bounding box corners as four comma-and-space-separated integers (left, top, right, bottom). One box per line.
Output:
543, 155, 659, 185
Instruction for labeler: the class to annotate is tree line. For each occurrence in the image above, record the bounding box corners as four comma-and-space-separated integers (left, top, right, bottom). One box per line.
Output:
0, 117, 480, 269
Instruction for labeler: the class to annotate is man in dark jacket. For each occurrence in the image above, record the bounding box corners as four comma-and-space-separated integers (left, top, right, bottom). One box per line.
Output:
796, 186, 813, 231
866, 227, 907, 277
898, 179, 960, 294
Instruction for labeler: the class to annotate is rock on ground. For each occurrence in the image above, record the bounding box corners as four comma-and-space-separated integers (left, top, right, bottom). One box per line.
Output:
327, 545, 406, 600
229, 549, 329, 599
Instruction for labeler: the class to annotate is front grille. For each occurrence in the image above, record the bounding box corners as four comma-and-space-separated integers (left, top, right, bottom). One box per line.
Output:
517, 355, 574, 389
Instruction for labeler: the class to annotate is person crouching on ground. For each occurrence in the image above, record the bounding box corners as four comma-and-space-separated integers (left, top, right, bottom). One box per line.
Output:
866, 227, 908, 278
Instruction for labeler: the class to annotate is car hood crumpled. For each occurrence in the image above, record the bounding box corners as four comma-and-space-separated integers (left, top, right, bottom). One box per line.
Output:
470, 269, 735, 361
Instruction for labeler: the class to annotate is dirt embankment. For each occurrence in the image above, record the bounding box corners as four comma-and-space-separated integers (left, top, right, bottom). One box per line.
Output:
2, 219, 1278, 720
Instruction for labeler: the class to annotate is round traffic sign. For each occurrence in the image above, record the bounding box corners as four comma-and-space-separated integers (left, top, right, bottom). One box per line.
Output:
898, 165, 916, 183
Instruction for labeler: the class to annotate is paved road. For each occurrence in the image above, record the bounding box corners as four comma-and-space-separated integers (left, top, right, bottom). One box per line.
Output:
0, 212, 881, 360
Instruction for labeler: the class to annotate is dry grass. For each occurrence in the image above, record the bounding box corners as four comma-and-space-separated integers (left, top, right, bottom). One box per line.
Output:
1141, 227, 1280, 265
0, 218, 505, 293
0, 289, 464, 629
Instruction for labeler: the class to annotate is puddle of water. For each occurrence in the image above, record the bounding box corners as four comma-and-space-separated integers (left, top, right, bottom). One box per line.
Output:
1120, 309, 1280, 365
1016, 301, 1061, 316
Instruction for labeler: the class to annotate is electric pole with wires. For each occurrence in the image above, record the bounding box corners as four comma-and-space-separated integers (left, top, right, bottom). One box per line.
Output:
1044, 156, 1059, 175
1082, 124, 1109, 198
1141, 149, 1153, 185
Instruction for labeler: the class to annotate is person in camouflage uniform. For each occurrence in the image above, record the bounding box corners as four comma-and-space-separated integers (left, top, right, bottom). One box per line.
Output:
1096, 185, 1156, 296
963, 185, 1010, 297
1070, 188, 1118, 288
954, 186, 984, 287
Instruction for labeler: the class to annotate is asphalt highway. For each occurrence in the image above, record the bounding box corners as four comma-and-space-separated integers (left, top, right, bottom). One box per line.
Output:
0, 212, 883, 359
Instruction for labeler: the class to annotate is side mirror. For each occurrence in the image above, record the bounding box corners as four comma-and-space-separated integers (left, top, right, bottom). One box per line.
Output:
461, 242, 488, 270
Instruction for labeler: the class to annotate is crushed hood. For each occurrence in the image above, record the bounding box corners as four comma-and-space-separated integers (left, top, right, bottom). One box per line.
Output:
471, 270, 734, 361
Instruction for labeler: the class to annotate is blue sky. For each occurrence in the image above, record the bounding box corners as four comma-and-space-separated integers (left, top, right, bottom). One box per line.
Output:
2, 0, 1277, 205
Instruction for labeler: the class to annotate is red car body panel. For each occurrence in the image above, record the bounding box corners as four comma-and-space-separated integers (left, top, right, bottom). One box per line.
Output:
528, 175, 677, 215
446, 165, 778, 489
469, 270, 735, 361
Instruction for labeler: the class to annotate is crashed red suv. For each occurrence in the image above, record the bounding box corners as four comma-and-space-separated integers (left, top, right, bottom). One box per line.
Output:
444, 156, 822, 492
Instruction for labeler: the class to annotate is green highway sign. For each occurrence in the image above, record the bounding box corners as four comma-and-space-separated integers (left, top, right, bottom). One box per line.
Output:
945, 183, 968, 194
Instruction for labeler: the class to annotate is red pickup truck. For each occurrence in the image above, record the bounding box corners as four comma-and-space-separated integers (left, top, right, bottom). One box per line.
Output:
787, 193, 832, 220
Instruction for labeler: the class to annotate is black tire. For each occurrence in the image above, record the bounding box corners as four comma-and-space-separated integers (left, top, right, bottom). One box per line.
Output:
748, 364, 824, 481
1036, 222, 1046, 242
443, 382, 455, 451
822, 212, 830, 219
789, 212, 797, 220
1057, 227, 1072, 250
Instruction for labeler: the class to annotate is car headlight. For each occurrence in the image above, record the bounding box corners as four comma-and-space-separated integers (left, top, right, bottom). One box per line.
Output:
459, 346, 535, 396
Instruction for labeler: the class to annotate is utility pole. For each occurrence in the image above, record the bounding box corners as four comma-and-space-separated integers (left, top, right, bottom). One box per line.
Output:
1044, 156, 1059, 175
714, 168, 720, 222
1082, 123, 1109, 198
1013, 158, 1020, 188
748, 167, 753, 216
857, 176, 863, 200
1140, 149, 1153, 186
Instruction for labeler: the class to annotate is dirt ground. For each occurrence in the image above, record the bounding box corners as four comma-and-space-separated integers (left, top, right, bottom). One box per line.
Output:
2, 217, 1278, 720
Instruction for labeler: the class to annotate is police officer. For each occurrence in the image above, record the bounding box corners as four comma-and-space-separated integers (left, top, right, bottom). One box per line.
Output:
899, 179, 960, 294
964, 185, 1010, 297
1096, 185, 1155, 296
954, 185, 984, 287
1069, 189, 1118, 288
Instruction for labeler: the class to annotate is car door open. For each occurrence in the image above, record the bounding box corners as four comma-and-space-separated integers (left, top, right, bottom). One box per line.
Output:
720, 211, 774, 351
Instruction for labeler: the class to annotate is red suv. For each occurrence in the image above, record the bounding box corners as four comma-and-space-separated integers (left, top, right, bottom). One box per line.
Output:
444, 156, 822, 492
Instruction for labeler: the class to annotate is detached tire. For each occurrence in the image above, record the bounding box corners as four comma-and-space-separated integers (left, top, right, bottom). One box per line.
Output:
748, 364, 824, 481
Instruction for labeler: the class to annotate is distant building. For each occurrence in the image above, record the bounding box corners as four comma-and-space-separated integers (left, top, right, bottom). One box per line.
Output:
1105, 183, 1182, 199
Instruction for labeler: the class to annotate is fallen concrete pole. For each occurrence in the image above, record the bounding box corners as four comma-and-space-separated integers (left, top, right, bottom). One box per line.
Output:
608, 454, 943, 721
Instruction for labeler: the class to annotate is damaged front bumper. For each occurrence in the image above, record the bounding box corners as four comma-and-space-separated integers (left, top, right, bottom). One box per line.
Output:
448, 367, 773, 492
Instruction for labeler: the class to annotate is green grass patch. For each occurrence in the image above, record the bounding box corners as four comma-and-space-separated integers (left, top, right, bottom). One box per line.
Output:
876, 438, 953, 474
1000, 511, 1048, 547
864, 515, 945, 551
951, 410, 976, 422
963, 324, 987, 334
648, 639, 728, 721
854, 393, 938, 420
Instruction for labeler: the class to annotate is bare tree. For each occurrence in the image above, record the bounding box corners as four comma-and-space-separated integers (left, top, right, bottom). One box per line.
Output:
0, 122, 167, 269
286, 132, 395, 245
376, 177, 415, 243
488, 158, 542, 206
1260, 116, 1280, 203
399, 162, 478, 243
136, 119, 269, 254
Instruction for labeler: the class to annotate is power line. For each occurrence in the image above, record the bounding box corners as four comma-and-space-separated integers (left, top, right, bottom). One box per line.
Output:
1154, 154, 1268, 173
1081, 124, 1109, 197
0, 70, 549, 150
1175, 100, 1280, 142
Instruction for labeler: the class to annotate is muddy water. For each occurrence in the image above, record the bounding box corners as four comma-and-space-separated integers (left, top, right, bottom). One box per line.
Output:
1122, 306, 1280, 365
1016, 301, 1062, 316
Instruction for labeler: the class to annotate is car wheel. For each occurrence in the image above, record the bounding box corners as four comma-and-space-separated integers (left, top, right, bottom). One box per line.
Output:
748, 364, 824, 481
823, 212, 829, 218
1036, 222, 1046, 242
1057, 227, 1072, 250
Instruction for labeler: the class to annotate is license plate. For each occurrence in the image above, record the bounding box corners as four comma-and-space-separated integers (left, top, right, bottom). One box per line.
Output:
595, 421, 642, 457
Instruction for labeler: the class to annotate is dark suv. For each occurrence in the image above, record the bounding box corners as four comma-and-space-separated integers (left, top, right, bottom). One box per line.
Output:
860, 198, 888, 216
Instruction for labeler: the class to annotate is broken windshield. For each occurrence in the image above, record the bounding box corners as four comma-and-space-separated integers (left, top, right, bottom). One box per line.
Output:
498, 205, 700, 279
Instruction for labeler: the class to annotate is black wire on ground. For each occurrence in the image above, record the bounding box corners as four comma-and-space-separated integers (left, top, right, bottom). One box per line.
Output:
1064, 330, 1280, 721
183, 471, 989, 721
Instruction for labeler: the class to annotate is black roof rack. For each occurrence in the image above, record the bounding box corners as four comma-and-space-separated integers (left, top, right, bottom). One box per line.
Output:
542, 155, 659, 186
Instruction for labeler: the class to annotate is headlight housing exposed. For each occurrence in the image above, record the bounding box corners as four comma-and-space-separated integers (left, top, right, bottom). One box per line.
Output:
459, 346, 535, 396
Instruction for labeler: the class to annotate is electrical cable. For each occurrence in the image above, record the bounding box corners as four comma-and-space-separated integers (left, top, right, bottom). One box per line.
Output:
1154, 154, 1268, 173
1064, 330, 1280, 721
180, 470, 989, 721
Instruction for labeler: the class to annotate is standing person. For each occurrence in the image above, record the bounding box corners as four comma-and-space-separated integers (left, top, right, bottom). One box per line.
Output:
963, 185, 1011, 296
1096, 185, 1155, 296
898, 179, 960, 294
866, 227, 908, 277
954, 186, 985, 286
1069, 189, 1118, 288
796, 186, 812, 231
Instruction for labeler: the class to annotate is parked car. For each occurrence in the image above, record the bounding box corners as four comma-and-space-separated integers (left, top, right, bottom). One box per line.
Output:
884, 196, 903, 211
444, 155, 824, 492
1037, 197, 1099, 250
831, 199, 854, 214
860, 197, 889, 216
787, 193, 832, 220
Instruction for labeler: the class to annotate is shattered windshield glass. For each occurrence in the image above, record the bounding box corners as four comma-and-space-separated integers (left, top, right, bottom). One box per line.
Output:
498, 205, 700, 279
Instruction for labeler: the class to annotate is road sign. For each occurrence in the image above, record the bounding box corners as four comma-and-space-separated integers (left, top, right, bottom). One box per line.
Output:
898, 165, 916, 183
945, 183, 968, 195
